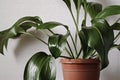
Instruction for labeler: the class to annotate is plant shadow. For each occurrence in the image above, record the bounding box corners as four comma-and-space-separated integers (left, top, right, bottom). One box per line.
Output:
14, 30, 49, 62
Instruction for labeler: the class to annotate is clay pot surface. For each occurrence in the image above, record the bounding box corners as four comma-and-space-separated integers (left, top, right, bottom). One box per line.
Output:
61, 59, 100, 80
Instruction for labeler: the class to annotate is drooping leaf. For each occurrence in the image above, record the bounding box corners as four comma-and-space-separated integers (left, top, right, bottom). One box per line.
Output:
24, 52, 56, 80
82, 19, 114, 69
79, 30, 88, 57
92, 19, 114, 69
96, 5, 120, 18
82, 27, 107, 69
87, 2, 102, 18
0, 16, 43, 54
48, 34, 68, 58
92, 19, 114, 52
37, 21, 68, 30
0, 29, 10, 54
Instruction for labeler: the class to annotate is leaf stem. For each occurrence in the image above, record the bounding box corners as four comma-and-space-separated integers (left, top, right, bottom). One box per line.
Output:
69, 10, 79, 57
69, 10, 79, 34
21, 32, 48, 45
65, 47, 73, 58
82, 0, 87, 26
114, 32, 120, 43
48, 29, 54, 34
69, 32, 78, 58
66, 41, 75, 58
76, 48, 82, 58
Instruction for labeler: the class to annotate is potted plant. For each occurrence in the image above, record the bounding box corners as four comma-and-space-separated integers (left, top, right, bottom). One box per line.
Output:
0, 0, 120, 80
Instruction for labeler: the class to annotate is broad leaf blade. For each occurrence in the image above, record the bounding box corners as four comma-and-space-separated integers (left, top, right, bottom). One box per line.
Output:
92, 19, 114, 69
83, 18, 114, 69
87, 2, 102, 18
0, 16, 43, 54
13, 16, 42, 27
24, 52, 56, 80
0, 29, 10, 54
79, 30, 88, 57
82, 27, 107, 69
37, 22, 68, 30
40, 56, 56, 80
96, 5, 120, 18
92, 19, 114, 52
48, 34, 68, 58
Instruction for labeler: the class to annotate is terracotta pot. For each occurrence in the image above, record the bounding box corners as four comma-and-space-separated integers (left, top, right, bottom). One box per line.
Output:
61, 59, 100, 80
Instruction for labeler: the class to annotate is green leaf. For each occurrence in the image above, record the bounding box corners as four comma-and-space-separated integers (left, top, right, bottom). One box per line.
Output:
24, 52, 56, 80
92, 19, 114, 69
48, 34, 68, 58
92, 19, 114, 52
82, 19, 114, 69
79, 30, 95, 59
0, 29, 10, 54
111, 23, 120, 30
82, 27, 107, 69
87, 2, 102, 18
79, 30, 88, 57
0, 16, 43, 54
37, 21, 68, 30
96, 5, 120, 18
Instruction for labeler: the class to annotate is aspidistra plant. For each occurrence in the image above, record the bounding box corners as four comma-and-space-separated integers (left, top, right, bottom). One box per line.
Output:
0, 0, 120, 80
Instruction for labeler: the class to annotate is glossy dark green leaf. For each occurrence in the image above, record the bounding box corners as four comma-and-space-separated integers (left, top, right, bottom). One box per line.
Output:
40, 56, 56, 80
0, 29, 10, 54
92, 19, 114, 69
24, 52, 56, 80
96, 5, 120, 18
79, 30, 87, 57
37, 22, 68, 30
48, 34, 68, 58
0, 16, 43, 54
82, 27, 107, 69
87, 2, 102, 18
82, 19, 114, 69
79, 30, 95, 59
92, 19, 114, 52
111, 23, 120, 30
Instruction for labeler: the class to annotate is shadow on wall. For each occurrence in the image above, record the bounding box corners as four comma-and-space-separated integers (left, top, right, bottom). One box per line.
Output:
101, 68, 118, 80
14, 30, 49, 62
100, 49, 120, 80
99, 0, 110, 6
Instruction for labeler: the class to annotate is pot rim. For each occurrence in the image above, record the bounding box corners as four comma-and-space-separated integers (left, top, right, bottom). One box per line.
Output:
60, 58, 100, 64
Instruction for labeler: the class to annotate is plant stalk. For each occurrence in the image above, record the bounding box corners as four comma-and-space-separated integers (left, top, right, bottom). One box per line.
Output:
66, 41, 75, 58
114, 32, 120, 43
21, 32, 48, 45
